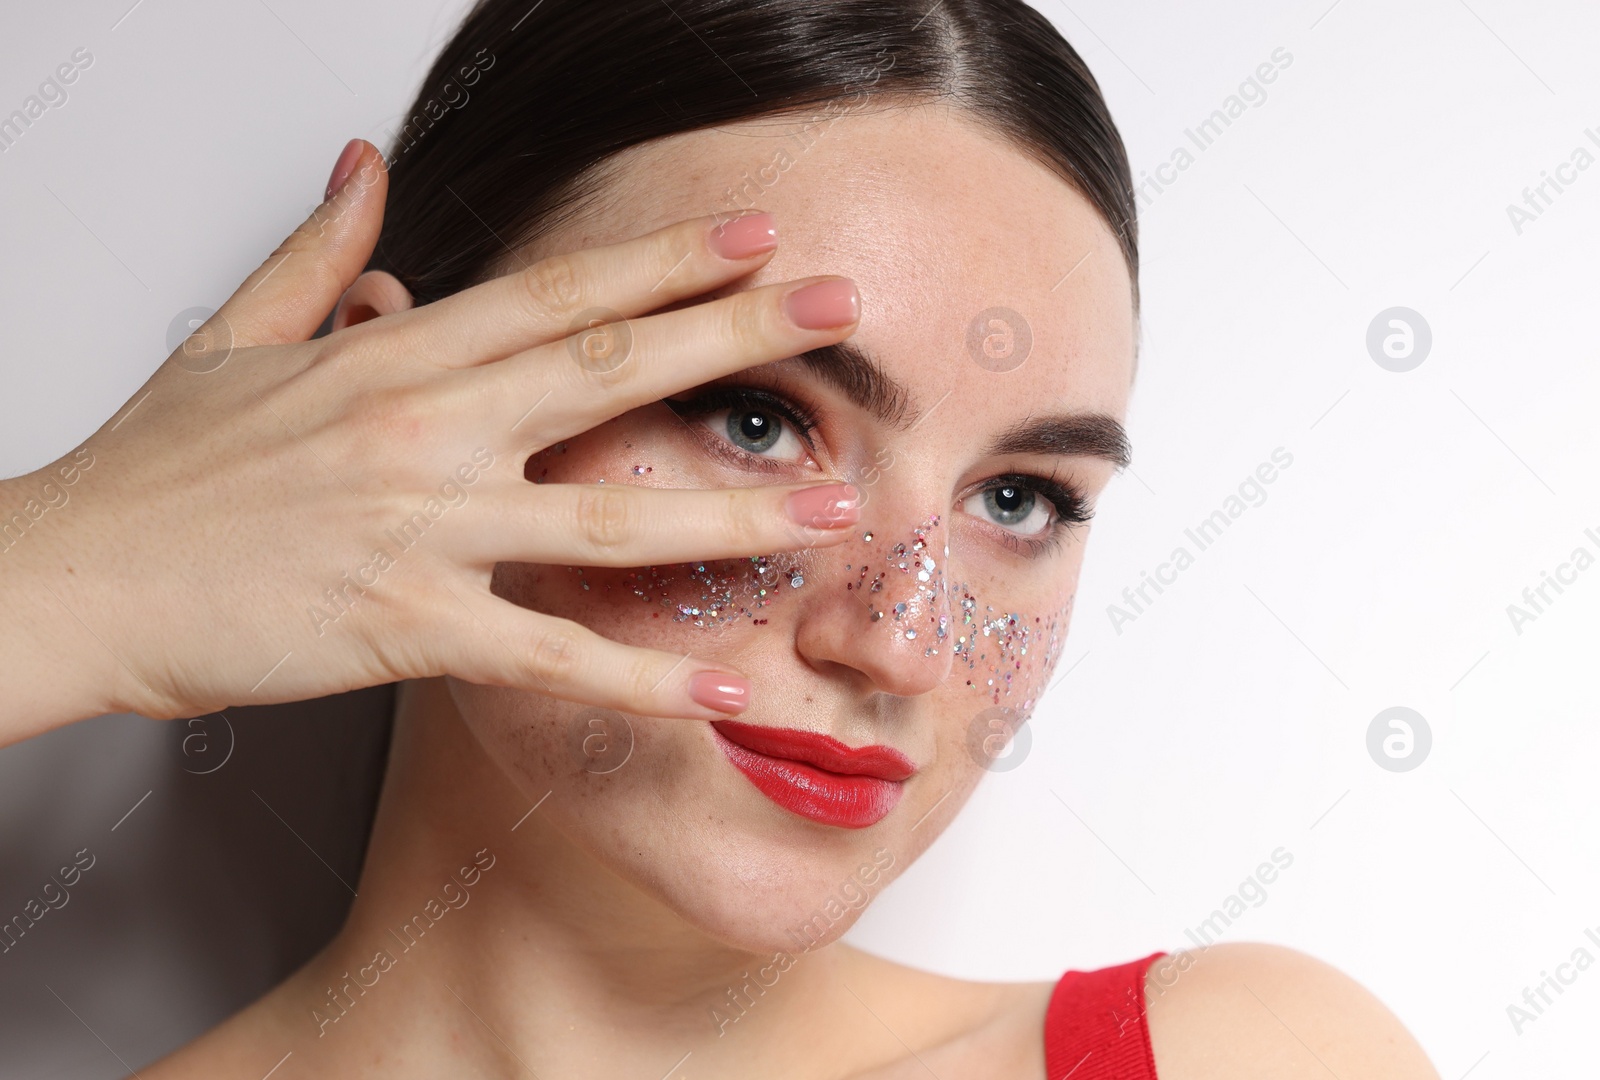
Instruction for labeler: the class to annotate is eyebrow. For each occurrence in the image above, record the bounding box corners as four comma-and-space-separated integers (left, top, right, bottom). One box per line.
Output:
794, 341, 919, 430
790, 340, 1133, 470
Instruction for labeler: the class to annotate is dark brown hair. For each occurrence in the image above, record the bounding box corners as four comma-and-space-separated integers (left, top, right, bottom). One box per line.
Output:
366, 0, 1138, 311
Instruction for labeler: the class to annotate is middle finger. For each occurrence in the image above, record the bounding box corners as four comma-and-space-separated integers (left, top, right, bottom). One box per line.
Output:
469, 274, 861, 448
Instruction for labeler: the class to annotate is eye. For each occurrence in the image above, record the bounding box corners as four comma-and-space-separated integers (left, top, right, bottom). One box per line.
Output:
712, 405, 807, 461
960, 472, 1094, 555
962, 483, 1053, 537
664, 387, 818, 467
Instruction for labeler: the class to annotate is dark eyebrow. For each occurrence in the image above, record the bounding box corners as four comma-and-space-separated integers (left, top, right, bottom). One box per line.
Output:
984, 413, 1132, 470
793, 341, 920, 430
787, 339, 1132, 469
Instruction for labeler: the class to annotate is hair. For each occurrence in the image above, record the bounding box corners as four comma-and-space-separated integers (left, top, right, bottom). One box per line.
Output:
366, 0, 1138, 312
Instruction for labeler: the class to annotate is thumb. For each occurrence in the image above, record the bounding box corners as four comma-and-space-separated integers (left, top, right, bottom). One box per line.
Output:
219, 138, 390, 348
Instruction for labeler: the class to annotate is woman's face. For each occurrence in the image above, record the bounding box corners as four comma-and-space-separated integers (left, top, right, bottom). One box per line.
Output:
448, 101, 1136, 953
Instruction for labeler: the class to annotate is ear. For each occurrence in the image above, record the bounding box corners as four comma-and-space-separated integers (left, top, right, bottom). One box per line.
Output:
332, 269, 415, 331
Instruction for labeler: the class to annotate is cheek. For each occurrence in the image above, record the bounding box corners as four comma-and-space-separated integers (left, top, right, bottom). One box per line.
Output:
491, 551, 821, 652
948, 583, 1075, 709
920, 556, 1080, 804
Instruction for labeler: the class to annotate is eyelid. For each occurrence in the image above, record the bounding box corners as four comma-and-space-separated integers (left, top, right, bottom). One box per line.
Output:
960, 473, 1094, 560
972, 473, 1094, 526
662, 386, 823, 471
663, 385, 821, 449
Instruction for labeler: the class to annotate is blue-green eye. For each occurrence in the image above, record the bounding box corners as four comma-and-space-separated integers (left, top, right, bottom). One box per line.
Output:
726, 409, 777, 452
664, 387, 817, 466
703, 405, 807, 462
962, 483, 1052, 537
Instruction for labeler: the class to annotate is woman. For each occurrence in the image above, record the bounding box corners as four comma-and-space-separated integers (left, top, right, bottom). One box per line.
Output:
0, 0, 1440, 1075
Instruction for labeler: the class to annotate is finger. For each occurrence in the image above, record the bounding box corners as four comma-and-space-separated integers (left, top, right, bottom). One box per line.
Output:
474, 275, 860, 447
442, 590, 754, 720
379, 210, 779, 368
216, 139, 390, 349
446, 480, 862, 566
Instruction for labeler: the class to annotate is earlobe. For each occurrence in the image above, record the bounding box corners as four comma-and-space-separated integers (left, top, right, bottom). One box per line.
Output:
332, 269, 415, 331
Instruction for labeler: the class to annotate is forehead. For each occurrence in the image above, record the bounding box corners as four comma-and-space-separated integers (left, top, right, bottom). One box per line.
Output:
539, 100, 1135, 421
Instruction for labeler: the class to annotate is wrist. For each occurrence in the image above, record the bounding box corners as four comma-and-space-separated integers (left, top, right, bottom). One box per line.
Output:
0, 463, 125, 740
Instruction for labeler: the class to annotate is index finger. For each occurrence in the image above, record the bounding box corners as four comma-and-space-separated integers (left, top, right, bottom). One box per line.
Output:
378, 210, 781, 367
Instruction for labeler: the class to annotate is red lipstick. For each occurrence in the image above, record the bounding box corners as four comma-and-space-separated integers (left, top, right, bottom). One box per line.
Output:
710, 720, 915, 829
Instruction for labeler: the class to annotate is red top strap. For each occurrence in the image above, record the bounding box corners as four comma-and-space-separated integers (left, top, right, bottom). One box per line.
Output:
1043, 951, 1166, 1080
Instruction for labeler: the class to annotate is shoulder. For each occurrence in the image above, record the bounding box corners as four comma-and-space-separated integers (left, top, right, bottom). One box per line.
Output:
1142, 943, 1439, 1080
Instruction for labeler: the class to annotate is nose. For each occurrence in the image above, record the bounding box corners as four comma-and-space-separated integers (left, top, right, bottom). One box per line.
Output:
792, 506, 955, 698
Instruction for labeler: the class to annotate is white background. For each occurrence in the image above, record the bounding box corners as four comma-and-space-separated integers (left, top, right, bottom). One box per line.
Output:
2, 1, 1597, 1076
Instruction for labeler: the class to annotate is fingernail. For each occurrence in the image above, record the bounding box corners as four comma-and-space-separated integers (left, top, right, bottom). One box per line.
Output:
709, 212, 777, 260
786, 482, 861, 529
784, 279, 860, 330
688, 671, 751, 714
325, 139, 363, 201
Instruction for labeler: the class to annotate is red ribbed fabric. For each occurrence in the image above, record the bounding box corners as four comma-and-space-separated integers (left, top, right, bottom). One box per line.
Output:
1043, 952, 1165, 1080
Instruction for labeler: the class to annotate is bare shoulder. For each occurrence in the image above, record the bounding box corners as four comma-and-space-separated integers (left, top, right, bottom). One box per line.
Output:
1143, 943, 1439, 1080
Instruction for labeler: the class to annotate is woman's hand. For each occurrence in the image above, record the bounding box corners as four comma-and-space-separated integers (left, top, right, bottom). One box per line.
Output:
0, 139, 863, 741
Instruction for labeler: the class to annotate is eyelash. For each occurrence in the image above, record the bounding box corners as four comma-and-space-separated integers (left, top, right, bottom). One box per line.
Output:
982, 471, 1094, 557
662, 386, 820, 472
662, 385, 1094, 556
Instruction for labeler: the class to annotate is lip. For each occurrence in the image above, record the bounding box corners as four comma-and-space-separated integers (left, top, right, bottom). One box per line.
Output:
710, 720, 916, 829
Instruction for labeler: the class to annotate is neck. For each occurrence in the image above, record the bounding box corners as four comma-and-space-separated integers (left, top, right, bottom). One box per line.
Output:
287, 677, 884, 1077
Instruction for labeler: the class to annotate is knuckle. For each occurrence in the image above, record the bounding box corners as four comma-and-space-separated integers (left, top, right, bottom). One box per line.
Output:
652, 222, 699, 278
315, 328, 367, 369
522, 253, 586, 316
722, 488, 763, 546
723, 290, 770, 354
527, 624, 583, 686
623, 657, 669, 706
573, 486, 634, 554
354, 385, 431, 447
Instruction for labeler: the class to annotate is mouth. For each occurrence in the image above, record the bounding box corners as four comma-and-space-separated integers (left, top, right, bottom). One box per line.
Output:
709, 720, 916, 829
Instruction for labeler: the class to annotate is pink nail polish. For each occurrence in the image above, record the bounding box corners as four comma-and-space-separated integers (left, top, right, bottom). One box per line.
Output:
325, 139, 363, 201
710, 212, 777, 260
786, 483, 861, 528
783, 279, 860, 330
688, 671, 751, 714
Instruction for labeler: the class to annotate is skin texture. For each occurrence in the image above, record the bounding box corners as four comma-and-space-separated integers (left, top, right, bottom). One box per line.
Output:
144, 102, 1439, 1079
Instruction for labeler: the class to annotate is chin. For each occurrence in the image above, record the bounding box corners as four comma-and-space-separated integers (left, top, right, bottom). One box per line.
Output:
447, 676, 959, 956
